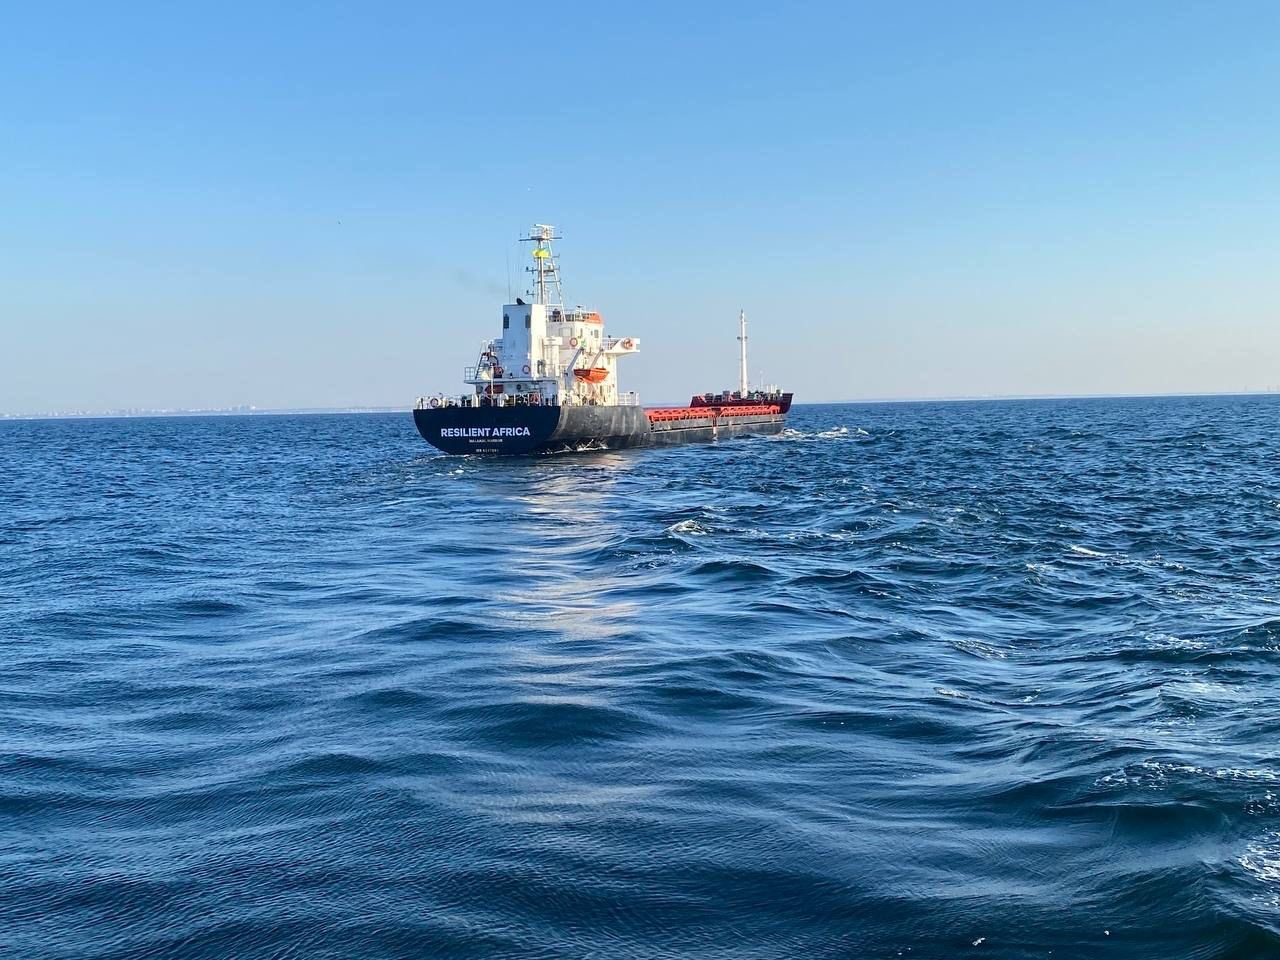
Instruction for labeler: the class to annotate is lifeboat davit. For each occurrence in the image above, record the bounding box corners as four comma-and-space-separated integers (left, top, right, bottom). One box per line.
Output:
573, 367, 609, 383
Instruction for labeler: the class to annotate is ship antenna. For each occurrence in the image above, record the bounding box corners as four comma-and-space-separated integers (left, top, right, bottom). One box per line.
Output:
738, 309, 749, 395
520, 223, 563, 305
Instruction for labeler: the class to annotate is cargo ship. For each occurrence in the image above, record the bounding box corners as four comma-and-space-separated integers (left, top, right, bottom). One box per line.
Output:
413, 225, 792, 455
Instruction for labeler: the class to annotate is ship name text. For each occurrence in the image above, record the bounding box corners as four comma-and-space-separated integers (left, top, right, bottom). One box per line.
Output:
440, 426, 533, 438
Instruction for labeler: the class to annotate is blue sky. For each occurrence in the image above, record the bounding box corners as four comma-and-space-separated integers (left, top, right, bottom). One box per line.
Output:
3, 1, 1278, 412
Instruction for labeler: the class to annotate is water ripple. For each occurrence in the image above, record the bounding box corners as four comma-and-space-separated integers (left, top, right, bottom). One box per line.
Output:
3, 398, 1280, 957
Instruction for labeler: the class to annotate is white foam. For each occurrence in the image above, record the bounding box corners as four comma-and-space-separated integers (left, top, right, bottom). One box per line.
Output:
1241, 831, 1280, 906
1097, 760, 1280, 789
667, 519, 709, 536
950, 637, 1009, 660
775, 426, 853, 441
1068, 545, 1109, 558
1141, 631, 1206, 650
1161, 679, 1246, 701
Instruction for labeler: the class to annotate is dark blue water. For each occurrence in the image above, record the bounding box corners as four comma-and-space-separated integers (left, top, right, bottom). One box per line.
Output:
3, 397, 1279, 959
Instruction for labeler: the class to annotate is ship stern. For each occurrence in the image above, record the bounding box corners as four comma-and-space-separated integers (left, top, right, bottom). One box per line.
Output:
413, 404, 563, 455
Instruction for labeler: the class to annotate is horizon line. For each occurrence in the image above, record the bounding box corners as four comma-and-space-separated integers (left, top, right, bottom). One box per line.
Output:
3, 389, 1278, 422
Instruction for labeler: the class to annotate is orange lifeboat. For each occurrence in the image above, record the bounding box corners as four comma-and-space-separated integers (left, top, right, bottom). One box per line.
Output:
573, 368, 609, 383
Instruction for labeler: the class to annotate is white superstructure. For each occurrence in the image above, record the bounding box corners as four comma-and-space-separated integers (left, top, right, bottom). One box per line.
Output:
459, 225, 641, 407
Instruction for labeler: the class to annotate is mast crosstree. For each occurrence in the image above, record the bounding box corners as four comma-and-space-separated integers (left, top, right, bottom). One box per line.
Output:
520, 224, 563, 305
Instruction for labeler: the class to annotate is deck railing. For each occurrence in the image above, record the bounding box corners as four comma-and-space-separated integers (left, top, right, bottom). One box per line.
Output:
416, 393, 643, 410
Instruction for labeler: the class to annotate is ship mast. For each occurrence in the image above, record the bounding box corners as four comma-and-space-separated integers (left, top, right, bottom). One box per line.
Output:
737, 309, 749, 395
520, 224, 563, 305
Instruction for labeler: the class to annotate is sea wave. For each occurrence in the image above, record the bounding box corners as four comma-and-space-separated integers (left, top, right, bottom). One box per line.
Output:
3, 398, 1280, 957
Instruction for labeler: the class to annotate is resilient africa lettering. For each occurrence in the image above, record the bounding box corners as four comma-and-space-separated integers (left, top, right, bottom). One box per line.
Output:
440, 427, 533, 438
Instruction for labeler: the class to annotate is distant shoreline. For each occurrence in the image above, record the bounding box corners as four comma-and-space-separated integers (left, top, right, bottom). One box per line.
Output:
3, 391, 1277, 423
0, 406, 404, 422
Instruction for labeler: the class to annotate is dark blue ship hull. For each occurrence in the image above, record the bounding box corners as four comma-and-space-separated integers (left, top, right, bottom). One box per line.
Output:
413, 404, 786, 455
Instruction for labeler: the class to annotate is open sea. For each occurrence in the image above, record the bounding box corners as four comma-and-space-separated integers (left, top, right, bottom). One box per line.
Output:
3, 396, 1279, 960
